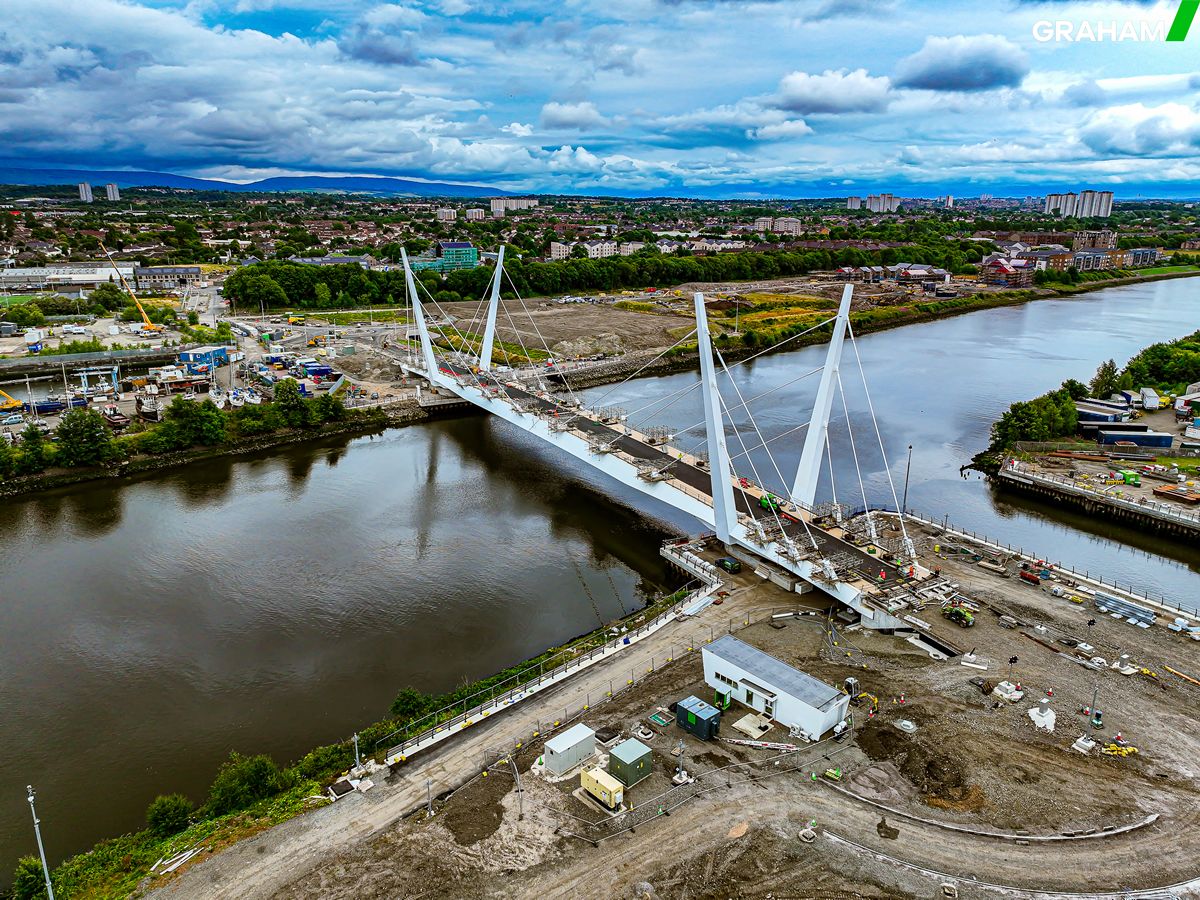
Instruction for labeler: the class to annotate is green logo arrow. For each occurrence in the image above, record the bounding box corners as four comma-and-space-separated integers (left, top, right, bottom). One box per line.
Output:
1167, 0, 1199, 40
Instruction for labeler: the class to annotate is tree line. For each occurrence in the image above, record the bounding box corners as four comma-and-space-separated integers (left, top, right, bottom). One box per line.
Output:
0, 382, 360, 483
223, 240, 989, 311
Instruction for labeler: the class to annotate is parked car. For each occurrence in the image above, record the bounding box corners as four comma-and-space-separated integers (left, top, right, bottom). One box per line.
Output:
1, 413, 24, 426
716, 557, 742, 574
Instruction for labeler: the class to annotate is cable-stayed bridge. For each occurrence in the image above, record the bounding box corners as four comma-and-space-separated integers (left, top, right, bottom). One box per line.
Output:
395, 247, 926, 631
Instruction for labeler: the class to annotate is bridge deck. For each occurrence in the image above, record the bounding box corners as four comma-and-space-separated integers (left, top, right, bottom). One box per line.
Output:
455, 366, 906, 589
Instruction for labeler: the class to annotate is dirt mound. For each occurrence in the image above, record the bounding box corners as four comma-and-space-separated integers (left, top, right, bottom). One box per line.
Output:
857, 724, 982, 810
437, 771, 513, 846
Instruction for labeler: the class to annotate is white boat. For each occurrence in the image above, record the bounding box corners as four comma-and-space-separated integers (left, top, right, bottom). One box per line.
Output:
209, 388, 227, 409
244, 389, 263, 405
182, 389, 199, 402
229, 391, 245, 408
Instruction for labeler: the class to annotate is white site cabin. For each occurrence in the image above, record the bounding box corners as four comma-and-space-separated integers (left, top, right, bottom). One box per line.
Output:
702, 635, 849, 740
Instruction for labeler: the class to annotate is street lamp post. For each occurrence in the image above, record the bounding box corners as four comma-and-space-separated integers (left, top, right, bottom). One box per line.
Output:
352, 732, 361, 769
27, 786, 55, 900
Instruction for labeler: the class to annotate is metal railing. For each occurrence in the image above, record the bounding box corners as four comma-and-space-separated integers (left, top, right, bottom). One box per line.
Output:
378, 547, 725, 764
999, 460, 1200, 530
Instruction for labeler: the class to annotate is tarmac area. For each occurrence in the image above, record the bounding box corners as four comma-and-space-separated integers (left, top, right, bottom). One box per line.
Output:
267, 536, 1200, 900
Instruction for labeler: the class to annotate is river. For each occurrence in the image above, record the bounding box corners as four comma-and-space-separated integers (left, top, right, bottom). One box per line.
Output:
2, 275, 1199, 881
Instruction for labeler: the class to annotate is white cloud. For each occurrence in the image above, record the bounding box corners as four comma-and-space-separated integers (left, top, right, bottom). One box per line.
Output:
540, 101, 608, 130
501, 122, 534, 137
775, 68, 892, 114
894, 34, 1028, 92
1079, 102, 1200, 156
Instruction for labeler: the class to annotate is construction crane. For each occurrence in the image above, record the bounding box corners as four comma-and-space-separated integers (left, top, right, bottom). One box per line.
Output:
98, 242, 165, 333
0, 388, 22, 411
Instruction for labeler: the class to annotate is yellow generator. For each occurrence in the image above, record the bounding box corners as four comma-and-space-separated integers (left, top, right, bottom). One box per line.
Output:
581, 767, 624, 810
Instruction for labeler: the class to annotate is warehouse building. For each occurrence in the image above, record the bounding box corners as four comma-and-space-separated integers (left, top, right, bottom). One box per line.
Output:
702, 635, 849, 740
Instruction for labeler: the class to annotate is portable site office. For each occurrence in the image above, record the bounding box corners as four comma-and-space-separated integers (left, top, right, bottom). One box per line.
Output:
702, 635, 849, 740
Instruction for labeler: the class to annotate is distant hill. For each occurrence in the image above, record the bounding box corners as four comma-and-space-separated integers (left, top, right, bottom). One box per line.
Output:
0, 166, 508, 198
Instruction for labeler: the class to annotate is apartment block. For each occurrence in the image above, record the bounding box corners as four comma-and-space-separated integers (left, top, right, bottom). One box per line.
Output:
78, 183, 93, 203
846, 197, 862, 210
435, 208, 457, 222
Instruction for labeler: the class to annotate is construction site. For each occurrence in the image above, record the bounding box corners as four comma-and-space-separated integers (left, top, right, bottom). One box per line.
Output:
164, 517, 1200, 900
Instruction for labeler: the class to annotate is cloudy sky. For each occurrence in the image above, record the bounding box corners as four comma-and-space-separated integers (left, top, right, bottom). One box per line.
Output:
2, 0, 1198, 197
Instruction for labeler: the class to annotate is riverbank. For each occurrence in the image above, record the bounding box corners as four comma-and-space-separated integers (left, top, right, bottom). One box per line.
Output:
0, 400, 444, 500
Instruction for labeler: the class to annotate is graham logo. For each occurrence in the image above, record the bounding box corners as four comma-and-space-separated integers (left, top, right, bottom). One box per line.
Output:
1033, 1, 1195, 42
1167, 0, 1198, 40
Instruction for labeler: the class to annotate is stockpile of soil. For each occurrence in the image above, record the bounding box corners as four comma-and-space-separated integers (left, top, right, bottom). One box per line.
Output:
437, 770, 514, 846
856, 723, 983, 811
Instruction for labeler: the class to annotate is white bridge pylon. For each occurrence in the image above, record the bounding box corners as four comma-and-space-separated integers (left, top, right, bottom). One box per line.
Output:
399, 251, 908, 628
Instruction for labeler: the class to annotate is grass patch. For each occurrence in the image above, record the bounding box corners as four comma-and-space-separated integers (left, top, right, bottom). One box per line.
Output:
314, 310, 411, 326
613, 300, 656, 312
1137, 264, 1200, 276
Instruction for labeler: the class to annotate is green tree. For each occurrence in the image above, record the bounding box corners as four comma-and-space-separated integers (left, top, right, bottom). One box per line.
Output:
313, 283, 332, 307
1089, 359, 1119, 398
164, 397, 227, 446
273, 379, 311, 428
16, 425, 48, 474
187, 310, 200, 325
146, 793, 194, 838
0, 438, 15, 479
55, 408, 114, 467
88, 282, 129, 310
238, 274, 289, 312
207, 752, 293, 816
390, 687, 434, 719
313, 393, 346, 423
11, 855, 49, 900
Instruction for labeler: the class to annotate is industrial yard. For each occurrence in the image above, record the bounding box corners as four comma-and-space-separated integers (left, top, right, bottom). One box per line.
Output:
145, 521, 1200, 900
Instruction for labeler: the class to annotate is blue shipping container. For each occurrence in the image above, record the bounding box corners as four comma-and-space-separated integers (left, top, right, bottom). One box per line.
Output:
1098, 430, 1173, 448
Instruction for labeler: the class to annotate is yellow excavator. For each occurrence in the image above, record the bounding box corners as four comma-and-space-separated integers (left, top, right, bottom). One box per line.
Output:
99, 242, 165, 333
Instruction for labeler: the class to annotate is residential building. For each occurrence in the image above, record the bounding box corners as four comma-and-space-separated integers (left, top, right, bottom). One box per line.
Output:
1072, 250, 1113, 272
290, 254, 375, 268
866, 193, 900, 213
435, 208, 457, 222
1072, 230, 1116, 251
104, 183, 120, 202
618, 241, 645, 255
846, 197, 862, 210
753, 216, 774, 232
773, 217, 802, 236
1015, 248, 1073, 271
549, 241, 572, 261
464, 208, 485, 221
944, 195, 954, 209
77, 183, 93, 203
582, 239, 618, 259
1129, 247, 1163, 267
134, 265, 204, 289
702, 635, 849, 740
489, 197, 539, 216
979, 258, 1035, 287
1182, 239, 1200, 251
1045, 190, 1113, 218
